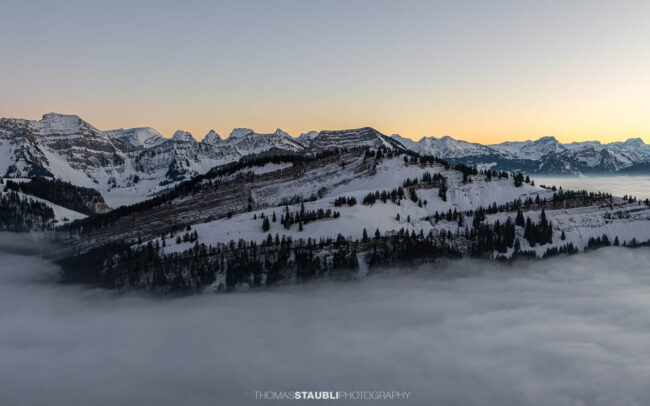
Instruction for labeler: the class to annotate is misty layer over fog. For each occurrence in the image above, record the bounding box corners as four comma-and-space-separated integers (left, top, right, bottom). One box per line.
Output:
0, 232, 62, 257
2, 235, 650, 405
533, 176, 650, 199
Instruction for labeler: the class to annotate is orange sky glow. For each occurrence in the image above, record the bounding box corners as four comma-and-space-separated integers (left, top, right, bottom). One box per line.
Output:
2, 1, 649, 145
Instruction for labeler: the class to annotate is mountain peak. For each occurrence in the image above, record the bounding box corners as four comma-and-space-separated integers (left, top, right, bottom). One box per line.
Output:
42, 112, 80, 121
299, 130, 319, 139
624, 137, 645, 145
274, 128, 290, 138
105, 127, 165, 148
202, 130, 222, 145
40, 112, 97, 136
536, 136, 558, 143
172, 130, 195, 142
229, 128, 254, 139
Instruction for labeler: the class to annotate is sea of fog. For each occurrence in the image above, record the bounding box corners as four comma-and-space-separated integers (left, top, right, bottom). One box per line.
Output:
532, 176, 650, 199
2, 233, 650, 405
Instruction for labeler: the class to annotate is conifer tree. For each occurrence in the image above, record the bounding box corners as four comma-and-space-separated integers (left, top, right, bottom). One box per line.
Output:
601, 233, 610, 246
438, 184, 447, 201
516, 210, 525, 227
514, 172, 525, 187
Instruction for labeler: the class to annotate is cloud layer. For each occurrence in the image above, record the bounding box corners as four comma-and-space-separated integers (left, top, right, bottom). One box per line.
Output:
2, 235, 650, 405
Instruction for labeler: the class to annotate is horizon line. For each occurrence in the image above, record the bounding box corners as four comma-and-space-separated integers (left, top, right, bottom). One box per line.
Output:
2, 111, 647, 146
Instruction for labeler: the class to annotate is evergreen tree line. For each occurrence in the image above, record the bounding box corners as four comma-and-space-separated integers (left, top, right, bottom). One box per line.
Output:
620, 195, 650, 207
541, 243, 579, 258
60, 233, 363, 292
258, 203, 341, 232
401, 151, 451, 169
363, 173, 448, 207
403, 171, 446, 188
453, 163, 479, 183
469, 217, 517, 255
448, 188, 612, 225
362, 187, 406, 205
172, 230, 198, 244
58, 213, 650, 294
482, 169, 511, 182
333, 196, 357, 207
587, 234, 615, 249
431, 208, 465, 225
5, 177, 106, 216
513, 172, 532, 187
520, 209, 553, 246
494, 242, 578, 261
403, 172, 447, 202
58, 225, 480, 293
0, 190, 55, 232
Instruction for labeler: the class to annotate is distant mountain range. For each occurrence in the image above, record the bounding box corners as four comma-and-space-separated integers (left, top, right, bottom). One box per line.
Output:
1, 113, 648, 207
392, 134, 650, 175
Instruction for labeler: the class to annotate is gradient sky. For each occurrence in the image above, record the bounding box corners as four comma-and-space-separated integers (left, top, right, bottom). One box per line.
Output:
1, 0, 649, 144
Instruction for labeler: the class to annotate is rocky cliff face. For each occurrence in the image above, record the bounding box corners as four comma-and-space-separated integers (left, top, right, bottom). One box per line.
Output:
0, 113, 415, 206
307, 127, 405, 152
0, 114, 321, 206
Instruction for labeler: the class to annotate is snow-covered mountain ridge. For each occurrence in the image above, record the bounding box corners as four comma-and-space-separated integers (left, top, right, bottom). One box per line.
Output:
392, 134, 650, 175
2, 112, 648, 212
0, 114, 404, 207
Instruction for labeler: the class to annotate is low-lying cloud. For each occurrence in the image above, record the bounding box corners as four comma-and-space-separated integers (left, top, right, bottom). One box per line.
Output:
2, 233, 650, 405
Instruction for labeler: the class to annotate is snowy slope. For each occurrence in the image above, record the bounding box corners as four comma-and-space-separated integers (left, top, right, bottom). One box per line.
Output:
0, 183, 86, 223
105, 127, 166, 149
392, 134, 494, 158
124, 152, 650, 263
59, 145, 650, 294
